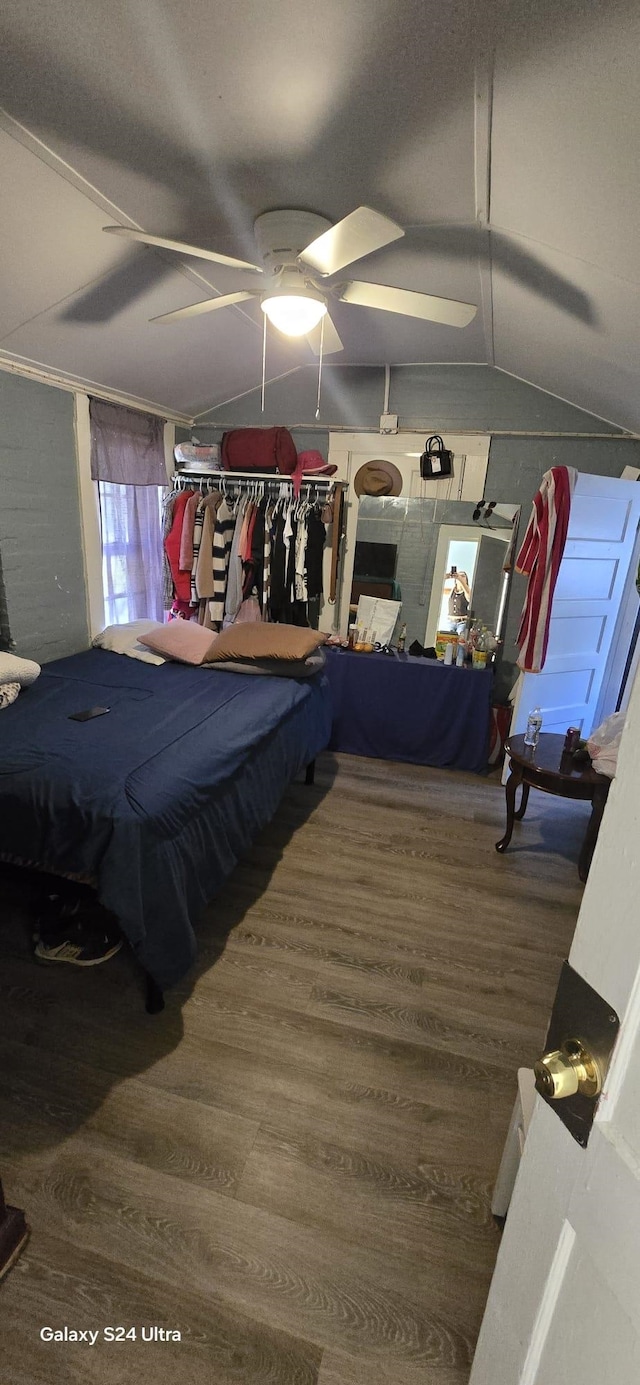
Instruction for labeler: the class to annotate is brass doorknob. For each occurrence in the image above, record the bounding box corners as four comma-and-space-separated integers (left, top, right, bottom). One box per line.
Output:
534, 1038, 602, 1100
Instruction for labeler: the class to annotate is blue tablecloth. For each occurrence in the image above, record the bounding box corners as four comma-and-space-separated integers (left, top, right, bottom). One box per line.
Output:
324, 648, 492, 773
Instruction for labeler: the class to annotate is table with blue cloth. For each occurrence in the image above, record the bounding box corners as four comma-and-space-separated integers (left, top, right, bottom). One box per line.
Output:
324, 648, 492, 773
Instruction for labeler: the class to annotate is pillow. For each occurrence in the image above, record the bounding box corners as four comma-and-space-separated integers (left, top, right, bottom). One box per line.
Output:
0, 652, 41, 687
204, 649, 326, 678
93, 620, 166, 666
205, 623, 326, 664
139, 620, 217, 666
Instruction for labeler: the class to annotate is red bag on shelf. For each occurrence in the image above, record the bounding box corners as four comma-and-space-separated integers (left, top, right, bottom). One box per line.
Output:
220, 427, 297, 475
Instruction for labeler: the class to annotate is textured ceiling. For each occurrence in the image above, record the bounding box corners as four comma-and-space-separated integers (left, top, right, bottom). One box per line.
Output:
0, 0, 638, 426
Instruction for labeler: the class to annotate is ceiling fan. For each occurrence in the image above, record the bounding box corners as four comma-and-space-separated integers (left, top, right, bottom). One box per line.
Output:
103, 206, 477, 354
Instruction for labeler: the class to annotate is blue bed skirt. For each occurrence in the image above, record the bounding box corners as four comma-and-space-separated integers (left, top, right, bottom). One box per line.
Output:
0, 650, 331, 987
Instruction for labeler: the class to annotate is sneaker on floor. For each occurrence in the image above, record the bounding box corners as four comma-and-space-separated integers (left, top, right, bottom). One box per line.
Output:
34, 915, 123, 967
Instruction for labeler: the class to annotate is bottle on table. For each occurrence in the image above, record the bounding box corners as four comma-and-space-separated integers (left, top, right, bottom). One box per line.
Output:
456, 631, 466, 666
524, 706, 543, 747
471, 626, 487, 668
397, 622, 407, 654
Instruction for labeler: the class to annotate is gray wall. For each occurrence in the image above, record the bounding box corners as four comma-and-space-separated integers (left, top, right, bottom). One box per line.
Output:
0, 371, 89, 662
196, 363, 627, 433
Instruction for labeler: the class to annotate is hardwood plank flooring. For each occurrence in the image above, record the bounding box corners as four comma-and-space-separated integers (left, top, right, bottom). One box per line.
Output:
0, 751, 585, 1383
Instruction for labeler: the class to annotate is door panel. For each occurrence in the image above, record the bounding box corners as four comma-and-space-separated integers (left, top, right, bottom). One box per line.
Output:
568, 496, 631, 542
554, 557, 617, 601
472, 640, 640, 1385
545, 616, 605, 658
536, 1247, 640, 1385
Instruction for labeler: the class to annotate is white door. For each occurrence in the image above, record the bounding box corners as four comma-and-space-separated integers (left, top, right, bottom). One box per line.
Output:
471, 662, 640, 1385
511, 473, 640, 739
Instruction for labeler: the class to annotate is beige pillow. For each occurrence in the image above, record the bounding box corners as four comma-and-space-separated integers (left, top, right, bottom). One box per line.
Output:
205, 623, 326, 663
139, 621, 217, 666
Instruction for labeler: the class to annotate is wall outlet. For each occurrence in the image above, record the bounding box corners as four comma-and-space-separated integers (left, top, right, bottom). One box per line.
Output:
379, 413, 398, 433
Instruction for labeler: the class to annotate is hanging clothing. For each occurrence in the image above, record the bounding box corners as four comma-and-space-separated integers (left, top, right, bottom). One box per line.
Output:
269, 510, 287, 622
516, 465, 578, 673
190, 502, 206, 604
179, 492, 200, 572
262, 504, 272, 618
243, 502, 266, 601
285, 511, 297, 611
194, 491, 223, 600
163, 479, 331, 627
238, 502, 254, 561
164, 490, 195, 603
295, 508, 309, 602
282, 504, 294, 599
162, 492, 177, 609
305, 511, 326, 600
209, 500, 235, 625
224, 497, 247, 625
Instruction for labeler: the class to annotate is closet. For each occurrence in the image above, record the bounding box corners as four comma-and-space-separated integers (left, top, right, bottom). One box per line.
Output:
163, 470, 345, 629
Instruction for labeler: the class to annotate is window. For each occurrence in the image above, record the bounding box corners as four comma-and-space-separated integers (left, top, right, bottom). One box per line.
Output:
90, 398, 168, 626
98, 482, 165, 626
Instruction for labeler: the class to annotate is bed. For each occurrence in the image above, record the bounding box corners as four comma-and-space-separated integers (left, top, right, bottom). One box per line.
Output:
0, 649, 331, 1004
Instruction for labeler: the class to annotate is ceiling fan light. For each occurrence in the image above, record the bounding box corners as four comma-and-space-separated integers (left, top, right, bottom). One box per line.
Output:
261, 294, 327, 337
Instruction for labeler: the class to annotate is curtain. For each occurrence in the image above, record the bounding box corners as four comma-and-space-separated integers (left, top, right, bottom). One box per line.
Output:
99, 483, 164, 625
90, 398, 167, 486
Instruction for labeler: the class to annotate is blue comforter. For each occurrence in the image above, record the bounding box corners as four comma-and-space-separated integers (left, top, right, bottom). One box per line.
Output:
0, 650, 331, 986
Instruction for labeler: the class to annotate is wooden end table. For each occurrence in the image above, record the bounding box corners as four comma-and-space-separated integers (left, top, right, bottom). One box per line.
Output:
496, 733, 611, 882
0, 1177, 29, 1281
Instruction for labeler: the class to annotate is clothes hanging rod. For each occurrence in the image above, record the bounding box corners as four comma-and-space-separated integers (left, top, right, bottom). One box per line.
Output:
172, 469, 342, 487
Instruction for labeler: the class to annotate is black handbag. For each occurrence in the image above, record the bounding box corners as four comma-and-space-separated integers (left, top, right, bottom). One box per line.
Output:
420, 435, 454, 480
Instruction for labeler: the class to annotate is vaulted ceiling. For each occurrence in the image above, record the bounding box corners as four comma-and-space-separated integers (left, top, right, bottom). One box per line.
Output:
0, 0, 638, 428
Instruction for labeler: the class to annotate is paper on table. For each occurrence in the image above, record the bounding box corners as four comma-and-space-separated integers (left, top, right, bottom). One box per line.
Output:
355, 596, 401, 647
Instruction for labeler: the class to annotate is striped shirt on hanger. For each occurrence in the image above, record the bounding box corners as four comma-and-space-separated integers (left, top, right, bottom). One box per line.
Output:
209, 500, 236, 626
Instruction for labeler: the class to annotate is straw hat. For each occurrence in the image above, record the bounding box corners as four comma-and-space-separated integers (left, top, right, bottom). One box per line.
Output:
354, 460, 403, 498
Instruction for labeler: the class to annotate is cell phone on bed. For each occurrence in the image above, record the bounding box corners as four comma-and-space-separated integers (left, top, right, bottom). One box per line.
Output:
68, 706, 111, 721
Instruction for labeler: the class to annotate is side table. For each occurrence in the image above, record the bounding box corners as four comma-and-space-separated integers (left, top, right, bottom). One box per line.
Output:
0, 1177, 29, 1281
496, 733, 611, 882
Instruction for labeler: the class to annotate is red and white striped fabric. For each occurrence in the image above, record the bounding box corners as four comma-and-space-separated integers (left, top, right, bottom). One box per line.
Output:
516, 466, 577, 673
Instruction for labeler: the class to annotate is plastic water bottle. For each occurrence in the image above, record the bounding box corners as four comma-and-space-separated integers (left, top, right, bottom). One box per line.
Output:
524, 706, 543, 747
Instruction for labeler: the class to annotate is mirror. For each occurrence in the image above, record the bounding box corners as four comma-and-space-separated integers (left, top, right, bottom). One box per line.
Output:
350, 498, 520, 649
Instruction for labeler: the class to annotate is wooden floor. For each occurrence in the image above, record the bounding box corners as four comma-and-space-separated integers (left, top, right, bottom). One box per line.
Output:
0, 751, 587, 1384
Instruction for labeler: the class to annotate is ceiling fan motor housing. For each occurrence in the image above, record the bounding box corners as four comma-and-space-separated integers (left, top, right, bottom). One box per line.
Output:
253, 209, 331, 274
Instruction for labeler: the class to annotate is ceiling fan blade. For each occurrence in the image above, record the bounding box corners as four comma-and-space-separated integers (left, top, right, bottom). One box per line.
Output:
150, 291, 259, 324
306, 314, 344, 356
299, 207, 404, 277
103, 226, 263, 273
339, 280, 477, 328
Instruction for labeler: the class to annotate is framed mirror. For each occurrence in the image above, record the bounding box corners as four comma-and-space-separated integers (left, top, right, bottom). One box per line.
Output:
350, 497, 520, 648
